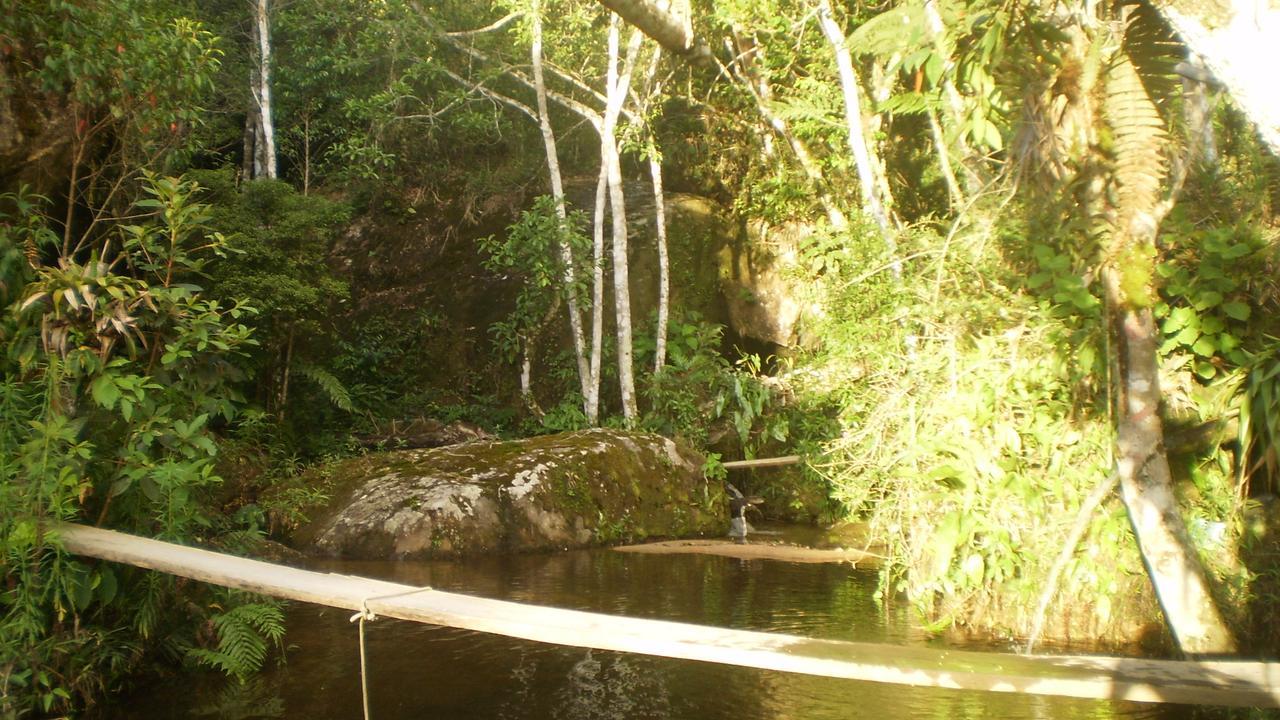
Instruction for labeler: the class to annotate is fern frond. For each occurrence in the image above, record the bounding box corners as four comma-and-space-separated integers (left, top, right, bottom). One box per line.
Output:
188, 601, 285, 682
295, 362, 354, 412
1104, 49, 1168, 235
1119, 2, 1183, 125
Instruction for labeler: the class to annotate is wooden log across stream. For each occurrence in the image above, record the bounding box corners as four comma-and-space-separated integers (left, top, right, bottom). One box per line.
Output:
56, 523, 1280, 709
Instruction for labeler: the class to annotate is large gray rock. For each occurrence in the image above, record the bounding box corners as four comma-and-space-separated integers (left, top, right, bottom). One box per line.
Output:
718, 220, 815, 349
293, 429, 725, 559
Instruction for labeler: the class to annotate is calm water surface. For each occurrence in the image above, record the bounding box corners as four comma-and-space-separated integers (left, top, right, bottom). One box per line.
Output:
105, 529, 1221, 720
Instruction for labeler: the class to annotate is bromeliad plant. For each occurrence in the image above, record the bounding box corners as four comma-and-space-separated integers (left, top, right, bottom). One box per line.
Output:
0, 175, 283, 716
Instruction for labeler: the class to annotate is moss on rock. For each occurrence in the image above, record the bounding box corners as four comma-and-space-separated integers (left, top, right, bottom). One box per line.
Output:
292, 429, 727, 559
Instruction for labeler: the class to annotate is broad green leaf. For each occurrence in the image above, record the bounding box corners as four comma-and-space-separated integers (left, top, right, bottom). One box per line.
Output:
1191, 336, 1216, 357
1192, 290, 1223, 311
90, 376, 120, 410
1222, 301, 1251, 321
1194, 360, 1217, 379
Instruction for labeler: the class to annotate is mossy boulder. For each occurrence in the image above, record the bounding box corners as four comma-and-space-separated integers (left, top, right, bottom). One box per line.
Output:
292, 429, 726, 559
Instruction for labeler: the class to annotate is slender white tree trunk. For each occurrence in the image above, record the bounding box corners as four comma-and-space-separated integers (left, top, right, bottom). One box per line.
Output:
601, 17, 644, 423
588, 168, 608, 424
868, 58, 900, 222
520, 352, 534, 405
729, 29, 849, 230
252, 0, 277, 179
923, 0, 980, 191
637, 45, 671, 375
815, 0, 896, 266
531, 0, 593, 419
302, 113, 312, 195
649, 151, 670, 374
928, 109, 964, 209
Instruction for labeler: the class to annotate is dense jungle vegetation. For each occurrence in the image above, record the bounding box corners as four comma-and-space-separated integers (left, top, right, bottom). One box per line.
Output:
3, 0, 1280, 714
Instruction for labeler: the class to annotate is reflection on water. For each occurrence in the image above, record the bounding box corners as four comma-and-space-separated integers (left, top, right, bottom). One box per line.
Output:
104, 535, 1216, 720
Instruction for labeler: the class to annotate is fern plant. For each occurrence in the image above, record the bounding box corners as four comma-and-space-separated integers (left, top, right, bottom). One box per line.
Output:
187, 594, 286, 683
296, 361, 355, 412
1100, 4, 1181, 295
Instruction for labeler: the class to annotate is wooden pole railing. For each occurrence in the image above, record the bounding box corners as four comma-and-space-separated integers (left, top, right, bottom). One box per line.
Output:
54, 523, 1280, 709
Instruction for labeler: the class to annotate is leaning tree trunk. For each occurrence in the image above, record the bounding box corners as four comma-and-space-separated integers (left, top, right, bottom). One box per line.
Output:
815, 0, 897, 265
531, 0, 594, 421
595, 0, 710, 61
1106, 274, 1237, 656
1101, 46, 1236, 656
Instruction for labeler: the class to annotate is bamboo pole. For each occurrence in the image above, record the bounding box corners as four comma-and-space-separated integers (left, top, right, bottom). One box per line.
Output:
54, 523, 1280, 708
721, 455, 802, 470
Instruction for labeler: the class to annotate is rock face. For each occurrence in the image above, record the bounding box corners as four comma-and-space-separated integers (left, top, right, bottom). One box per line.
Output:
1, 58, 73, 194
294, 429, 725, 559
356, 417, 494, 450
718, 220, 814, 350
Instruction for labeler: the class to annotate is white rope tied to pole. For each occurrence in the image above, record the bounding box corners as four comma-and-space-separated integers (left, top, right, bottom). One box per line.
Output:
349, 586, 434, 720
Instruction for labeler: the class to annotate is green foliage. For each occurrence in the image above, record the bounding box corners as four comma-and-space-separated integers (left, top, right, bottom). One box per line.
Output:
1026, 243, 1102, 317
847, 0, 1018, 153
786, 201, 1154, 635
0, 175, 283, 715
192, 168, 352, 424
1155, 222, 1268, 380
186, 594, 285, 683
330, 311, 439, 411
640, 316, 790, 464
2, 1, 220, 138
1240, 349, 1280, 494
480, 196, 590, 366
2, 1, 221, 242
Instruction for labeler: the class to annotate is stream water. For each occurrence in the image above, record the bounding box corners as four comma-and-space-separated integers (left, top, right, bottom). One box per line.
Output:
104, 528, 1217, 720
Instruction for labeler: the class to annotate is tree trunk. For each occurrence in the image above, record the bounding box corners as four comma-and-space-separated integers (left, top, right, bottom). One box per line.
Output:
532, 0, 594, 420
520, 349, 534, 407
649, 150, 669, 374
1106, 272, 1237, 656
588, 168, 608, 425
729, 29, 849, 230
922, 0, 981, 191
601, 17, 644, 424
867, 57, 900, 224
927, 108, 965, 209
251, 0, 278, 179
302, 112, 312, 195
636, 46, 671, 375
241, 112, 255, 183
1098, 28, 1236, 656
815, 0, 897, 267
595, 0, 710, 62
276, 324, 294, 422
